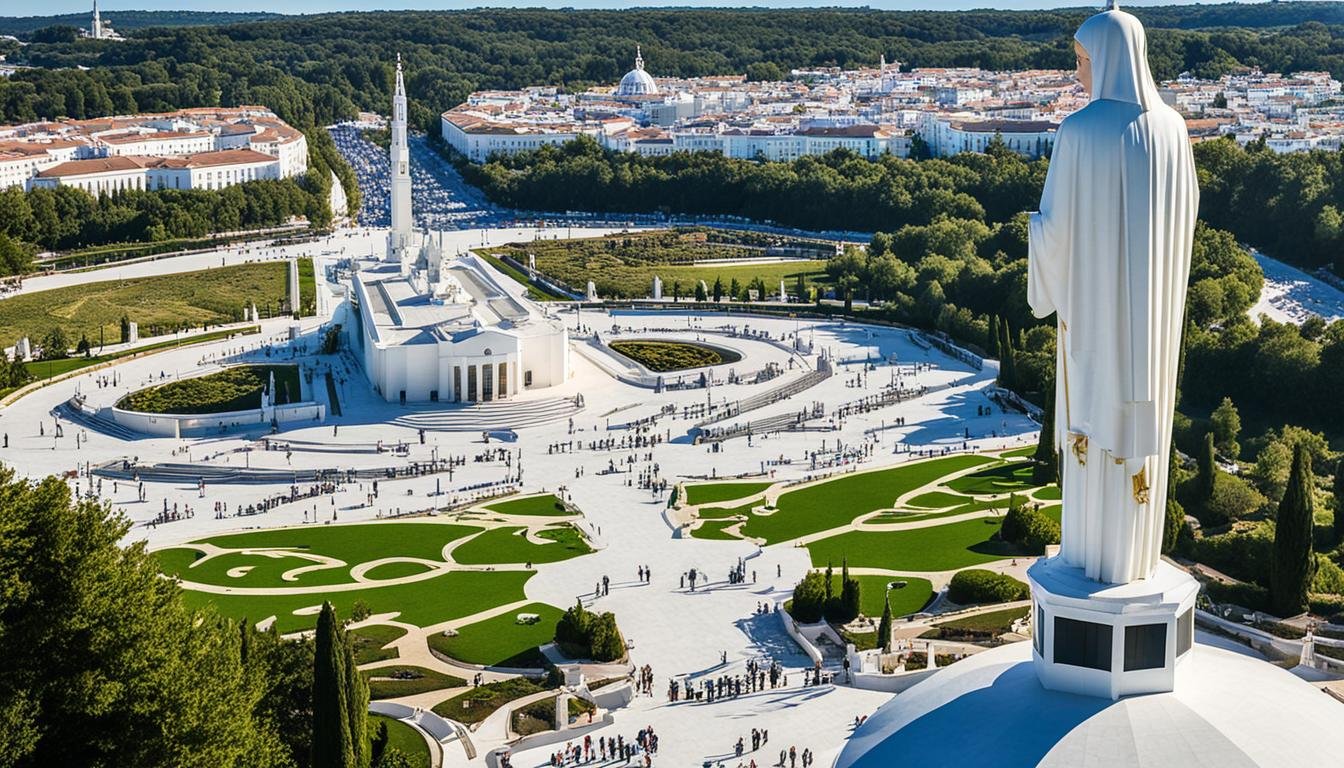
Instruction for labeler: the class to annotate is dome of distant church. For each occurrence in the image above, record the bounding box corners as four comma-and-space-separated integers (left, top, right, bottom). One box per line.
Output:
616, 45, 659, 97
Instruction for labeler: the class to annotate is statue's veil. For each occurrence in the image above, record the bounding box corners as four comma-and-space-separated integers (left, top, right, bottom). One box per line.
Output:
1075, 9, 1163, 111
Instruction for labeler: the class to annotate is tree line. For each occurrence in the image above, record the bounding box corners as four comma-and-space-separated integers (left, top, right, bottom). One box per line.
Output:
0, 467, 427, 768
7, 6, 1344, 135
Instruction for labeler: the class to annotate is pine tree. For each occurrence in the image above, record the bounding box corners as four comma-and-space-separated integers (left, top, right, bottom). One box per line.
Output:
1196, 432, 1217, 503
877, 594, 893, 653
1270, 445, 1317, 618
312, 602, 355, 768
1032, 389, 1057, 485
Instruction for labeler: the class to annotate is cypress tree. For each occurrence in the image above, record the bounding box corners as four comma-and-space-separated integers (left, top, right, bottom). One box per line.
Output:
839, 558, 860, 623
998, 320, 1017, 389
312, 602, 355, 768
1032, 388, 1057, 486
987, 315, 1000, 358
877, 594, 893, 653
1270, 445, 1317, 618
824, 561, 834, 601
346, 637, 370, 768
1333, 460, 1344, 545
1196, 432, 1217, 503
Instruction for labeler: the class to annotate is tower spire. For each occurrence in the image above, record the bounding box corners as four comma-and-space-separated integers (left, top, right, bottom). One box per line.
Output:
635, 44, 644, 71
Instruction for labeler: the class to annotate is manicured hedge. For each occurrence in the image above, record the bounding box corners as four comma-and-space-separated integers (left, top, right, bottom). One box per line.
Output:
947, 569, 1029, 605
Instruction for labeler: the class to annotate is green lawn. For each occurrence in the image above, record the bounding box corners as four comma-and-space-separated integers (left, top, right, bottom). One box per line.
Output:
806, 517, 1018, 572
428, 602, 562, 667
811, 572, 933, 617
178, 569, 533, 633
371, 714, 431, 768
350, 624, 406, 665
362, 561, 435, 581
944, 461, 1040, 495
432, 677, 547, 725
483, 494, 571, 517
362, 666, 465, 700
1034, 485, 1062, 501
119, 363, 302, 414
478, 253, 570, 301
999, 446, 1037, 459
740, 454, 997, 543
451, 525, 591, 565
689, 519, 743, 540
160, 522, 482, 587
0, 325, 261, 400
685, 481, 773, 506
155, 547, 363, 588
923, 606, 1030, 638
696, 500, 758, 520
906, 491, 976, 509
609, 340, 740, 372
0, 261, 297, 344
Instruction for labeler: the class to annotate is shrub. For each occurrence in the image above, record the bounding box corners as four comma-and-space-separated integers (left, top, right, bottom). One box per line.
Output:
1193, 523, 1273, 585
790, 571, 828, 624
947, 569, 1029, 605
1001, 500, 1060, 555
1202, 579, 1270, 613
588, 612, 626, 662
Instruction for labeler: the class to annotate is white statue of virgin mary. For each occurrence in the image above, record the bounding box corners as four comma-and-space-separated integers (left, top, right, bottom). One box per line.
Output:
1027, 6, 1199, 585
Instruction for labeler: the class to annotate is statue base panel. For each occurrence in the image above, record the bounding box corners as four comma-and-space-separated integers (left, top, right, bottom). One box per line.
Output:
1027, 557, 1199, 700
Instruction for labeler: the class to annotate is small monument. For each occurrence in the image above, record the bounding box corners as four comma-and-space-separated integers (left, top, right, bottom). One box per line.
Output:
127, 322, 138, 344
15, 337, 30, 361
652, 275, 662, 300
780, 279, 787, 302
586, 280, 597, 302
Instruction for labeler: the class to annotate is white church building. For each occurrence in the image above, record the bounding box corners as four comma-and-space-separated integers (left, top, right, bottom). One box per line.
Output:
348, 57, 569, 404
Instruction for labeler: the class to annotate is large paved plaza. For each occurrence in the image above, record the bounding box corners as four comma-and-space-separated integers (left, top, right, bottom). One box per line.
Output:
0, 225, 1052, 768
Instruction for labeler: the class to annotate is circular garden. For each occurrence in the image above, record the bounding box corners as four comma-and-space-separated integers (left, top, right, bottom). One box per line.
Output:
609, 339, 741, 372
118, 363, 302, 414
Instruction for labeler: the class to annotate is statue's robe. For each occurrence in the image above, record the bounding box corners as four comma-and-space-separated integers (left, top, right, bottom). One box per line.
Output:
1027, 15, 1199, 584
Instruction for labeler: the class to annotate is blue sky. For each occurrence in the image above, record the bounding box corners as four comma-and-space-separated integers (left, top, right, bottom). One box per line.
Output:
0, 1, 1274, 17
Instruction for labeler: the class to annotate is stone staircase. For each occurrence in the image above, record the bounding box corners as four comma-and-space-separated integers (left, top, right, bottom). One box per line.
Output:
392, 396, 582, 432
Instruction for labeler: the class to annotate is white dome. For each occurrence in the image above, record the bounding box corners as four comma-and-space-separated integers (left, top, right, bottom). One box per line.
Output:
834, 641, 1344, 768
616, 45, 658, 97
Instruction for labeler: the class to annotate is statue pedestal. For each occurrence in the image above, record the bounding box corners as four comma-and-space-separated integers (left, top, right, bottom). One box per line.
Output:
1027, 556, 1198, 700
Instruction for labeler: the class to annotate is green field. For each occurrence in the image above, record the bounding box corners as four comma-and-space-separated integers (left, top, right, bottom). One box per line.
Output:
483, 494, 571, 517
944, 462, 1038, 495
119, 363, 302, 414
371, 714, 432, 768
609, 340, 740, 372
740, 454, 997, 543
696, 499, 759, 520
0, 325, 262, 400
483, 229, 831, 300
156, 522, 482, 587
906, 491, 977, 509
0, 260, 310, 344
689, 519, 743, 540
362, 561, 434, 581
451, 525, 592, 565
809, 503, 1057, 573
685, 481, 773, 506
178, 569, 533, 633
806, 517, 1018, 572
478, 253, 569, 301
350, 624, 406, 664
428, 602, 562, 668
363, 666, 466, 700
923, 606, 1030, 638
432, 678, 547, 725
812, 572, 933, 617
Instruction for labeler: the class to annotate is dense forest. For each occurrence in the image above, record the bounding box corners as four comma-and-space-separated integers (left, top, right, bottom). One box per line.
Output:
0, 11, 281, 37
6, 5, 1344, 134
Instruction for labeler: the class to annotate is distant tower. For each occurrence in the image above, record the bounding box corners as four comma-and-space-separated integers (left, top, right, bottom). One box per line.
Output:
91, 0, 102, 40
388, 53, 413, 266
